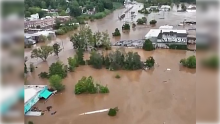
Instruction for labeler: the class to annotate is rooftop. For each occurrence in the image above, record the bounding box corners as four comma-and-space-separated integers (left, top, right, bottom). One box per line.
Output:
161, 5, 171, 9
145, 29, 187, 39
24, 85, 47, 103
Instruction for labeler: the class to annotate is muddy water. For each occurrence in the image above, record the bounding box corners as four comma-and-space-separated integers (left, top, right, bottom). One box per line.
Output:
24, 3, 204, 124
26, 48, 197, 124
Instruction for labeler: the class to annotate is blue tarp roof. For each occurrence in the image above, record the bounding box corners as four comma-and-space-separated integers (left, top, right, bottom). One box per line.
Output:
39, 90, 52, 99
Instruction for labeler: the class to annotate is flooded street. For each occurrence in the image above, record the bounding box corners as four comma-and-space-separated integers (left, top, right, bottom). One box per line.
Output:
24, 2, 205, 124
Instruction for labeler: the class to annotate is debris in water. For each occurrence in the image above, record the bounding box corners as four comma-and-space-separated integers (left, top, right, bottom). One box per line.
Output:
79, 109, 109, 115
51, 111, 57, 115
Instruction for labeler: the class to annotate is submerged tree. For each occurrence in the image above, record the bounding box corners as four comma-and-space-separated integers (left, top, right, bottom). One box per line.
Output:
88, 51, 103, 69
74, 76, 109, 94
149, 19, 157, 25
76, 48, 85, 65
49, 75, 65, 91
143, 39, 154, 51
68, 57, 78, 72
49, 61, 67, 78
124, 52, 142, 70
112, 28, 121, 36
122, 23, 130, 30
145, 56, 155, 68
180, 55, 196, 68
70, 26, 111, 50
70, 26, 93, 51
101, 31, 111, 50
53, 43, 62, 56
31, 46, 53, 61
108, 107, 119, 116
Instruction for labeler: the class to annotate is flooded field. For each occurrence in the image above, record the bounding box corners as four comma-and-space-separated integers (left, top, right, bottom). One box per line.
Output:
24, 2, 216, 124
25, 48, 198, 124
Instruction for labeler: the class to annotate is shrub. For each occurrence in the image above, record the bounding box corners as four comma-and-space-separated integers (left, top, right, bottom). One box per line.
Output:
124, 52, 142, 70
180, 55, 196, 68
38, 72, 49, 79
97, 84, 109, 93
108, 107, 119, 116
142, 17, 147, 22
122, 23, 130, 30
143, 39, 154, 51
145, 56, 155, 68
150, 20, 157, 25
115, 74, 121, 79
137, 17, 147, 25
112, 28, 121, 36
74, 76, 97, 94
137, 18, 144, 25
89, 51, 103, 69
49, 75, 65, 92
68, 57, 78, 72
74, 76, 109, 94
49, 62, 67, 78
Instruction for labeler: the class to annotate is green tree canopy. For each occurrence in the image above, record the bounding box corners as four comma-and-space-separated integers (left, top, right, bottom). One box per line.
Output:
143, 39, 154, 51
49, 75, 65, 91
49, 62, 67, 78
31, 46, 53, 61
180, 55, 196, 68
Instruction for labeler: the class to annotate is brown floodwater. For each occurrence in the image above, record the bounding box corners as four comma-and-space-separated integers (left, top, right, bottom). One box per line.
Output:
25, 3, 217, 124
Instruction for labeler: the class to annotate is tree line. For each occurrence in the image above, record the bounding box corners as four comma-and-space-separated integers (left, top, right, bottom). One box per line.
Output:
25, 0, 124, 18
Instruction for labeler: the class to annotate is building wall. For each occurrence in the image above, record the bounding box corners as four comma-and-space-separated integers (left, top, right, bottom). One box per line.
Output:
24, 18, 55, 29
157, 35, 187, 44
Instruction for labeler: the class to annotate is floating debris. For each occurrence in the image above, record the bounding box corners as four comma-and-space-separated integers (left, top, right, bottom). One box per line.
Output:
79, 109, 109, 115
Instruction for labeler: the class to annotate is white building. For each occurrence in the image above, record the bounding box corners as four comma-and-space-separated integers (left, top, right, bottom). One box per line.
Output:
145, 29, 188, 48
30, 13, 39, 20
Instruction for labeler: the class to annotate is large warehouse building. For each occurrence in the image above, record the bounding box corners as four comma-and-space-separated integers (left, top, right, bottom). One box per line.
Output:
145, 25, 195, 48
